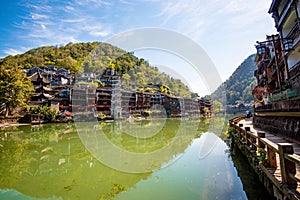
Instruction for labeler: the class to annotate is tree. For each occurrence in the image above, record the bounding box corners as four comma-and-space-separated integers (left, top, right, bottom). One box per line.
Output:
203, 107, 210, 115
56, 56, 83, 75
0, 65, 34, 117
212, 100, 223, 113
191, 92, 200, 98
122, 73, 130, 87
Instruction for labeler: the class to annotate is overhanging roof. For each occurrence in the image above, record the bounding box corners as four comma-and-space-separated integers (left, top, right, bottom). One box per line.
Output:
268, 0, 280, 13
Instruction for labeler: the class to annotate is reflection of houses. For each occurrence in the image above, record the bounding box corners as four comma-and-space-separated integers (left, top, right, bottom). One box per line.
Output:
198, 98, 212, 115
253, 0, 300, 140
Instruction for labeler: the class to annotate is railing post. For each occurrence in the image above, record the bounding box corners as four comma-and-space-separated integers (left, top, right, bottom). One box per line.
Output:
245, 127, 251, 146
239, 124, 244, 141
257, 131, 265, 148
278, 143, 297, 187
267, 146, 277, 168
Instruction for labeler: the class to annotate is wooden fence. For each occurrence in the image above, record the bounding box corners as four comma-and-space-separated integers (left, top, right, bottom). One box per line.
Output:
229, 116, 300, 199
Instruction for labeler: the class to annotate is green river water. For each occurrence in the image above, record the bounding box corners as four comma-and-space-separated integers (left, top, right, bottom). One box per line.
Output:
0, 117, 272, 200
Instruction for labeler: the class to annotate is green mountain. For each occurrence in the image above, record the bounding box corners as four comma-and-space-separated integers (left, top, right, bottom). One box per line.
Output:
212, 54, 256, 105
0, 42, 191, 97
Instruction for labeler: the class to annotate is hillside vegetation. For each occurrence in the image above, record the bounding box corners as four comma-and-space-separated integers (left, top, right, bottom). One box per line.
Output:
212, 54, 256, 105
0, 42, 191, 97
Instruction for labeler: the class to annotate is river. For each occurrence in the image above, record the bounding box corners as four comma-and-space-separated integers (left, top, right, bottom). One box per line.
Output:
0, 117, 272, 199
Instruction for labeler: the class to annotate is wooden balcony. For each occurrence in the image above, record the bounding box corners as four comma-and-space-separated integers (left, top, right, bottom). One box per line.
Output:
277, 0, 295, 28
289, 61, 300, 80
285, 22, 300, 49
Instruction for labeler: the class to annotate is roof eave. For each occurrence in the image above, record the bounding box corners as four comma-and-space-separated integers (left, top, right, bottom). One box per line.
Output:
268, 0, 279, 14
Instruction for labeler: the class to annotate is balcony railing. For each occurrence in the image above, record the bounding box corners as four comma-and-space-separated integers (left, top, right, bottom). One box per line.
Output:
267, 87, 300, 103
278, 0, 294, 27
285, 21, 300, 47
289, 61, 300, 79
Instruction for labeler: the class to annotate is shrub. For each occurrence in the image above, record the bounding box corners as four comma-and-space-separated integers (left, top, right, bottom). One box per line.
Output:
30, 105, 58, 122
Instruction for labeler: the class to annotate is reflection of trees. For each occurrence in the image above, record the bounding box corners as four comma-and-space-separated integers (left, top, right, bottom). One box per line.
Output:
0, 117, 224, 199
102, 119, 182, 153
197, 117, 210, 134
76, 118, 203, 173
0, 124, 150, 199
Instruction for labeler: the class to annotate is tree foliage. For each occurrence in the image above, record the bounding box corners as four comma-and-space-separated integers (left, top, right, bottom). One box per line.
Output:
212, 100, 223, 113
0, 65, 34, 117
0, 42, 192, 98
30, 105, 58, 121
212, 54, 256, 105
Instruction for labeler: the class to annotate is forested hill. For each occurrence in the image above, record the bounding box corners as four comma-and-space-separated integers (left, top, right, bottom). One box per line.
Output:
0, 42, 191, 97
212, 54, 256, 105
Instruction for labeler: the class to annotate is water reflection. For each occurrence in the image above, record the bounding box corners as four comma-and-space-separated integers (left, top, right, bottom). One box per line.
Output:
0, 117, 271, 200
0, 124, 147, 199
76, 118, 201, 173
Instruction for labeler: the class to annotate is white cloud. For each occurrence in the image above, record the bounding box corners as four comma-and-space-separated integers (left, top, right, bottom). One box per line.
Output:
65, 5, 75, 11
155, 0, 273, 36
3, 48, 23, 56
31, 13, 49, 20
62, 18, 86, 23
89, 30, 110, 37
40, 24, 46, 30
26, 4, 52, 13
14, 0, 114, 49
74, 0, 112, 7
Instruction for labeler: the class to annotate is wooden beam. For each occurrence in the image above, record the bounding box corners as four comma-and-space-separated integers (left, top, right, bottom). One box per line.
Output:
278, 143, 297, 187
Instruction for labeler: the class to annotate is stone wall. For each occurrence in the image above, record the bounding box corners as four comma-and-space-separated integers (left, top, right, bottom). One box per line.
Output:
255, 98, 300, 112
253, 116, 300, 141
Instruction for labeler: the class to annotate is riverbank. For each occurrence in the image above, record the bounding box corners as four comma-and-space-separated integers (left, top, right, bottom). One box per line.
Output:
0, 122, 31, 128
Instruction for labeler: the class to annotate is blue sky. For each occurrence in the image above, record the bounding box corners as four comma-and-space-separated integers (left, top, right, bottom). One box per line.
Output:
0, 0, 276, 95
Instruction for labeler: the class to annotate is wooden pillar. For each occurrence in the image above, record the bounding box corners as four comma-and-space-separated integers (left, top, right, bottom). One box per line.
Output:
245, 127, 251, 146
267, 147, 277, 168
257, 131, 265, 148
278, 143, 297, 187
233, 122, 238, 135
238, 124, 243, 139
251, 137, 257, 151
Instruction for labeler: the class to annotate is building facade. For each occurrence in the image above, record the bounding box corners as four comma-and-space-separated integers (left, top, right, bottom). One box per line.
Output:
253, 0, 300, 140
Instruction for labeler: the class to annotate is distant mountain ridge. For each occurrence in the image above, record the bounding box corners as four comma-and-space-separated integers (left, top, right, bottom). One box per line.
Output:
212, 54, 256, 105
